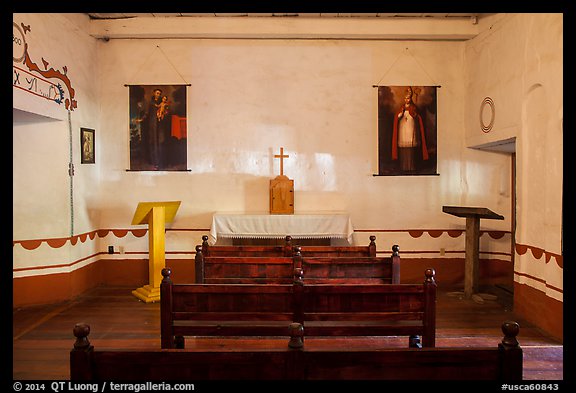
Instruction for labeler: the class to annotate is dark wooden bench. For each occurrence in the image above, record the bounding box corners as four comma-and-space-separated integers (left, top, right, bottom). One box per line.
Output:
195, 250, 295, 284
201, 234, 377, 257
294, 245, 400, 284
195, 244, 400, 284
70, 321, 522, 380
161, 267, 433, 349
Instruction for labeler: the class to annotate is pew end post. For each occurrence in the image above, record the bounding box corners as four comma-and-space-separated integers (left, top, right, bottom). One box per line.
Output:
422, 268, 437, 347
160, 267, 179, 349
392, 244, 401, 284
194, 245, 204, 283
499, 321, 523, 380
368, 235, 376, 257
70, 323, 94, 380
288, 322, 304, 349
284, 235, 293, 256
201, 235, 209, 256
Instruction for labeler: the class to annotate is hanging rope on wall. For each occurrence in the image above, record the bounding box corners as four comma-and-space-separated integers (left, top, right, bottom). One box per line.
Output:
67, 109, 74, 236
124, 44, 191, 86
372, 47, 441, 88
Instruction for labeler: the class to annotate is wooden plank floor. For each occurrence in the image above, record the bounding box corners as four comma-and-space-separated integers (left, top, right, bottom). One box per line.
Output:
13, 285, 563, 381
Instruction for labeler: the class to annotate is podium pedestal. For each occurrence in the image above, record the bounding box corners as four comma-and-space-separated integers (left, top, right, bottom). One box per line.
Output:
442, 206, 504, 299
131, 201, 181, 303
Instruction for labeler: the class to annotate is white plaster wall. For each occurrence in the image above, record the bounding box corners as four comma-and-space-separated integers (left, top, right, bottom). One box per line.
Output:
14, 14, 520, 277
13, 13, 101, 269
95, 36, 510, 238
463, 13, 563, 299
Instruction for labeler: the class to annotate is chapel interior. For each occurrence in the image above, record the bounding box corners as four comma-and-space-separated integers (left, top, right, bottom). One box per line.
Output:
12, 12, 565, 381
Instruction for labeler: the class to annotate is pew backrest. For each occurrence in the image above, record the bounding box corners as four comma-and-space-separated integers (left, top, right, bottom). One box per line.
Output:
161, 267, 434, 349
195, 243, 400, 284
161, 268, 295, 348
198, 255, 295, 284
294, 268, 435, 347
200, 235, 377, 257
71, 321, 523, 380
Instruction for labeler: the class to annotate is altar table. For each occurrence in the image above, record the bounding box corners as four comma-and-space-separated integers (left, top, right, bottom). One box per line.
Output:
209, 213, 354, 245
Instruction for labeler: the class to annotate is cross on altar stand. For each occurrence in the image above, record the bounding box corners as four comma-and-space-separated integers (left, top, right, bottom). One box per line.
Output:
275, 147, 289, 177
270, 147, 294, 214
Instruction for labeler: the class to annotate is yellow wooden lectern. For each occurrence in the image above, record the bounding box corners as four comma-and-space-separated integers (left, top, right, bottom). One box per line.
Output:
131, 201, 181, 303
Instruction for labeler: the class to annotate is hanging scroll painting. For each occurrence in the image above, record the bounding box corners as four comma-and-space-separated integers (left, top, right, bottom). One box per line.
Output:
377, 86, 438, 176
129, 84, 187, 171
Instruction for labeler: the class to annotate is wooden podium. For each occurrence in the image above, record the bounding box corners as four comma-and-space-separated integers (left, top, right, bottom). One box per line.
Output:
442, 206, 504, 299
131, 201, 181, 303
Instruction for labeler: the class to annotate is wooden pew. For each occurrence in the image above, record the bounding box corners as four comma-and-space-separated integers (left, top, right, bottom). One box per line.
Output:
70, 321, 523, 380
195, 247, 294, 284
201, 234, 377, 257
293, 267, 435, 347
294, 245, 400, 284
161, 267, 433, 349
160, 267, 295, 349
195, 244, 400, 284
201, 235, 290, 257
296, 235, 376, 257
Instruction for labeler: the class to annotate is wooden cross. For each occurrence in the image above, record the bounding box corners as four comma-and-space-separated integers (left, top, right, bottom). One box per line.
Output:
274, 147, 289, 176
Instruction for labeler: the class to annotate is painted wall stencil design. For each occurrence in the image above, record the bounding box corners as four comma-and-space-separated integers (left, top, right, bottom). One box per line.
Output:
12, 21, 78, 111
129, 85, 187, 171
377, 86, 438, 176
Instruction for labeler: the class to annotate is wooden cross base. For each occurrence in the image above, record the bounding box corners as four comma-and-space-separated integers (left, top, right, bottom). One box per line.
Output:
270, 175, 294, 214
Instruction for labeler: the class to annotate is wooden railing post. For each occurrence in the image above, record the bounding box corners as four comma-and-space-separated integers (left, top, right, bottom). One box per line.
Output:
70, 323, 94, 380
293, 268, 304, 328
499, 321, 523, 380
201, 235, 210, 256
160, 267, 174, 349
293, 246, 303, 272
284, 235, 293, 256
287, 322, 305, 380
368, 235, 377, 257
391, 245, 401, 284
422, 268, 436, 347
194, 245, 204, 284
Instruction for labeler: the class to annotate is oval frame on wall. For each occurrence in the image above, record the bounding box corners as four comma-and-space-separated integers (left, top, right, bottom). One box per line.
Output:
480, 97, 495, 133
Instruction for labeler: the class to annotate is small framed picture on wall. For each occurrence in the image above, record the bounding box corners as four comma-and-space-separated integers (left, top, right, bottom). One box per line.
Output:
81, 127, 95, 164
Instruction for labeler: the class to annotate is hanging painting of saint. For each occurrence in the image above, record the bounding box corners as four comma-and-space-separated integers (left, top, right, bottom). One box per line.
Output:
129, 84, 187, 171
377, 86, 437, 176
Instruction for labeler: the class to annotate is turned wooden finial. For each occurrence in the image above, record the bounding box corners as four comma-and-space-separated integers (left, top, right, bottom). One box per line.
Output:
501, 321, 520, 348
73, 323, 91, 350
288, 322, 304, 349
294, 245, 301, 256
161, 267, 172, 283
294, 268, 304, 285
201, 236, 209, 255
392, 244, 400, 256
369, 235, 376, 244
425, 268, 436, 283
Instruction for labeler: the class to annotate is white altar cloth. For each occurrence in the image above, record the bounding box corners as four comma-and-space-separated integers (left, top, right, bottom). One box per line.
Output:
209, 213, 354, 245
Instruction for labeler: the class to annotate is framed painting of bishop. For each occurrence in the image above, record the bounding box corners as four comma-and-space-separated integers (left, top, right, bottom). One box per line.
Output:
377, 85, 438, 176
